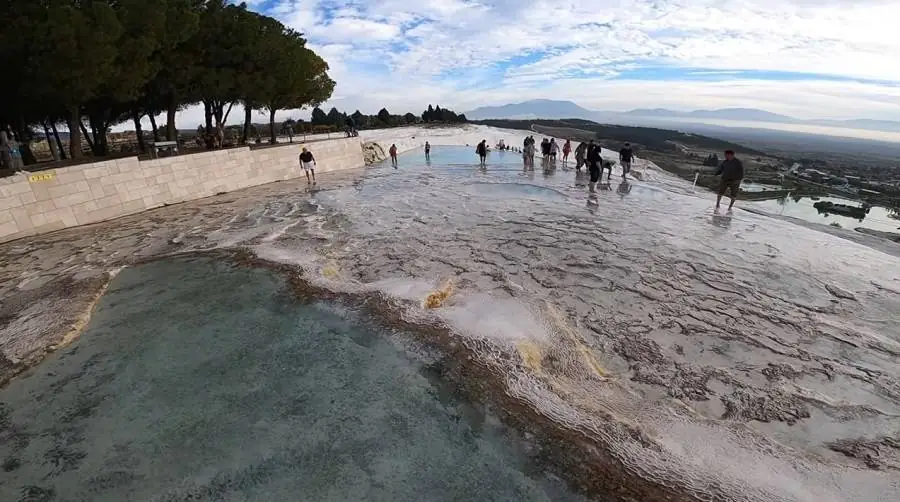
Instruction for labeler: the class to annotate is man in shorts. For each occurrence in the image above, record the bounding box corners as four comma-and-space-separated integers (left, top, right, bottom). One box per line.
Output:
715, 150, 744, 212
299, 147, 316, 184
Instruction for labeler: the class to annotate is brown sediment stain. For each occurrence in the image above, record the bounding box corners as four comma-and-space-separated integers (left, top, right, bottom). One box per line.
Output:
424, 279, 454, 309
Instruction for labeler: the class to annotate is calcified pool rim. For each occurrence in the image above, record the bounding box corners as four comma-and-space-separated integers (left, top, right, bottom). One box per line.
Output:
123, 248, 704, 502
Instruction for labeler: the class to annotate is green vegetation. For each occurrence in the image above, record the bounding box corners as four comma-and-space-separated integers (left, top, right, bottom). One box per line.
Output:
0, 0, 334, 163
305, 104, 467, 130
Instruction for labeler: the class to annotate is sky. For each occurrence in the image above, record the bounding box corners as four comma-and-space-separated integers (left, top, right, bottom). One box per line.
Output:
161, 0, 900, 130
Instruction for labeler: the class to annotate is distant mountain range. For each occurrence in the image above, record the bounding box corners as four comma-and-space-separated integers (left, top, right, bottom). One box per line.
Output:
464, 100, 900, 134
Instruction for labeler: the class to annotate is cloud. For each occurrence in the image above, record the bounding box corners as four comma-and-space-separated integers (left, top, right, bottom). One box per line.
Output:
123, 0, 900, 132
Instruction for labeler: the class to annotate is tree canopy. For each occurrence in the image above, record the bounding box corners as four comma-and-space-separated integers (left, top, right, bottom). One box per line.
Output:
308, 104, 467, 130
0, 0, 334, 161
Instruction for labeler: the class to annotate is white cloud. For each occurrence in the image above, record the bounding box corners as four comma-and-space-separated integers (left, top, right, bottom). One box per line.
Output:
117, 0, 900, 132
264, 0, 900, 121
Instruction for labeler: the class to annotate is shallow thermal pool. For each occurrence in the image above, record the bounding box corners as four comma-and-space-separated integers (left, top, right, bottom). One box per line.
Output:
1, 145, 898, 501
0, 257, 586, 501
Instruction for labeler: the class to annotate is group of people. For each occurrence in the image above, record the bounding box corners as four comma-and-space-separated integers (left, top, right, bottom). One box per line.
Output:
354, 135, 744, 212
517, 136, 636, 193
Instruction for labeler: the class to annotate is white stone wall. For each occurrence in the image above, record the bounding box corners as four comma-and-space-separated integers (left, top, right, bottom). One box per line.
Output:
0, 137, 364, 243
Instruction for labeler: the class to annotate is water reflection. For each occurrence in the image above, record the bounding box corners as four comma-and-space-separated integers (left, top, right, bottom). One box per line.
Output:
616, 181, 632, 198
752, 192, 899, 233
710, 213, 733, 228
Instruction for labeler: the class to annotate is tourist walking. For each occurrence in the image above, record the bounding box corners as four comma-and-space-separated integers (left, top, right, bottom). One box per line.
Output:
587, 141, 602, 192
562, 140, 571, 164
523, 141, 534, 169
574, 142, 587, 170
549, 139, 559, 162
389, 144, 398, 168
715, 150, 744, 212
299, 147, 316, 184
476, 139, 488, 167
425, 141, 431, 161
619, 142, 634, 179
600, 160, 614, 182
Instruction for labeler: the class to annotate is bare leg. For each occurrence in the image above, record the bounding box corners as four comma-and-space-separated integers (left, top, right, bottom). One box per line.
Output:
715, 194, 722, 210
311, 170, 316, 183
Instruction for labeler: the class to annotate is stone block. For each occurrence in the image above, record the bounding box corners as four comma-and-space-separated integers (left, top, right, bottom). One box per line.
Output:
33, 199, 58, 214
0, 192, 23, 211
29, 211, 48, 228
82, 204, 125, 225
43, 206, 78, 227
0, 221, 18, 240
71, 200, 100, 216
9, 206, 32, 230
95, 193, 123, 209
55, 190, 94, 209
0, 180, 32, 198
83, 165, 111, 179
28, 182, 53, 202
121, 198, 147, 213
124, 178, 148, 192
17, 190, 36, 205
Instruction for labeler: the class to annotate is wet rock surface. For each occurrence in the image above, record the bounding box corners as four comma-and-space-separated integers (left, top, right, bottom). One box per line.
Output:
1, 146, 898, 500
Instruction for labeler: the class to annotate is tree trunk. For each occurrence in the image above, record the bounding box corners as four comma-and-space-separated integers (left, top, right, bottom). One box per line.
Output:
79, 120, 95, 153
88, 115, 106, 156
148, 113, 159, 142
242, 105, 251, 145
50, 122, 67, 160
204, 101, 213, 133
132, 110, 146, 153
96, 120, 109, 156
269, 108, 277, 144
166, 97, 178, 141
43, 122, 60, 161
68, 105, 83, 159
211, 101, 225, 148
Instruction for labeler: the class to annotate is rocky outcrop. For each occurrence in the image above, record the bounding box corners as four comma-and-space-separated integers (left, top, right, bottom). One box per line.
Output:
362, 141, 386, 164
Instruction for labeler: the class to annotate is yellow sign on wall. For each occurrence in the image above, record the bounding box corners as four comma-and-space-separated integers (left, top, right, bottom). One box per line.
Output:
28, 171, 55, 183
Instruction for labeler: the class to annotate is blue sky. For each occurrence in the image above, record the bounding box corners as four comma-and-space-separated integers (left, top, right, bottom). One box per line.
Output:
192, 0, 900, 125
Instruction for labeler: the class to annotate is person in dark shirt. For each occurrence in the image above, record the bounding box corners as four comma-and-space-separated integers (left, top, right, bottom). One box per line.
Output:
476, 139, 488, 166
574, 142, 587, 170
424, 141, 431, 161
619, 142, 634, 179
715, 150, 744, 211
587, 141, 602, 192
299, 147, 316, 184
